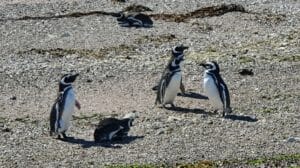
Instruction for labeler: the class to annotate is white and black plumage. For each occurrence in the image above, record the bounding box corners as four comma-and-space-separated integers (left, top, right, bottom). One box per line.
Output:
116, 12, 153, 28
200, 61, 231, 116
155, 45, 189, 108
49, 73, 81, 139
94, 115, 134, 143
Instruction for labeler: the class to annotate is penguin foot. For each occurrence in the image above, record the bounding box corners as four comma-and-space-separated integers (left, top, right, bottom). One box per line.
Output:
57, 132, 68, 140
171, 103, 175, 108
162, 103, 176, 109
222, 111, 226, 117
62, 133, 68, 139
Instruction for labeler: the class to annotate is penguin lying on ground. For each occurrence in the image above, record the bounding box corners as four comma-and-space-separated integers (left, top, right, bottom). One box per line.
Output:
115, 12, 153, 28
94, 113, 136, 143
50, 73, 81, 139
200, 61, 232, 116
155, 45, 189, 108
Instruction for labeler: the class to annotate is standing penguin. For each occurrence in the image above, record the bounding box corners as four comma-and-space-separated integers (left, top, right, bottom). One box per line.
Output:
200, 61, 231, 116
94, 113, 136, 143
155, 45, 189, 108
50, 73, 81, 139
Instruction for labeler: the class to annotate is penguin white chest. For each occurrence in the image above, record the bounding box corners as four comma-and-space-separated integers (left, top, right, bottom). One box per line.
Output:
164, 72, 181, 104
60, 88, 76, 131
203, 74, 223, 109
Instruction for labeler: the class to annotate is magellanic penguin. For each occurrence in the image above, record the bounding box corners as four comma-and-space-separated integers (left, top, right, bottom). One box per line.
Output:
50, 73, 81, 139
94, 113, 136, 143
200, 61, 232, 116
116, 12, 153, 28
155, 45, 189, 108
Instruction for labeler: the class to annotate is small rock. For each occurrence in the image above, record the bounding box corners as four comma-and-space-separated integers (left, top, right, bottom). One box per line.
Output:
167, 116, 182, 122
2, 128, 11, 132
10, 96, 17, 100
86, 79, 93, 83
61, 32, 71, 37
239, 68, 254, 76
156, 130, 164, 135
242, 49, 249, 54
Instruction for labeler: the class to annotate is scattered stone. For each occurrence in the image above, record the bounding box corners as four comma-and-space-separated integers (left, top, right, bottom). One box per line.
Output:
112, 0, 126, 3
10, 96, 17, 100
167, 116, 182, 122
61, 32, 71, 37
156, 129, 164, 135
2, 128, 11, 132
123, 4, 153, 12
239, 68, 254, 76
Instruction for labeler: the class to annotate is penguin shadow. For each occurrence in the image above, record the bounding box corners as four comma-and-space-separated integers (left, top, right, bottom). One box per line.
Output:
224, 114, 258, 122
177, 92, 208, 100
165, 106, 214, 116
111, 135, 145, 145
58, 135, 144, 148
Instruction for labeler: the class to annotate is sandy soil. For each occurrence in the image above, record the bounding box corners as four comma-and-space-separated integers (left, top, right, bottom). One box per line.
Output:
0, 0, 299, 167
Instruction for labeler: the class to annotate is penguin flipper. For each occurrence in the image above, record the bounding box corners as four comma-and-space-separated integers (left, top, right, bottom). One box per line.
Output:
156, 70, 173, 105
180, 79, 185, 94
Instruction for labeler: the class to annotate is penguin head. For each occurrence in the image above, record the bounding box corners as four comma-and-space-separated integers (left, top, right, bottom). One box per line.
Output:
115, 12, 126, 21
173, 44, 189, 53
172, 44, 188, 58
200, 61, 220, 73
61, 73, 79, 84
59, 73, 79, 91
122, 112, 137, 128
127, 118, 134, 127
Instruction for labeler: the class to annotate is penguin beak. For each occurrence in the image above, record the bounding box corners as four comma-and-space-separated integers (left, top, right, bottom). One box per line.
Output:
200, 63, 207, 69
182, 46, 189, 50
69, 73, 79, 82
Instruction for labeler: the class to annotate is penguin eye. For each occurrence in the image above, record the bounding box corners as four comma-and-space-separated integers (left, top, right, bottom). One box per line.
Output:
129, 120, 133, 126
204, 65, 211, 69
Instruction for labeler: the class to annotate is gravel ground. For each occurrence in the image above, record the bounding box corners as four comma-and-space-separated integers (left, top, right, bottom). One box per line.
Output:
0, 0, 299, 167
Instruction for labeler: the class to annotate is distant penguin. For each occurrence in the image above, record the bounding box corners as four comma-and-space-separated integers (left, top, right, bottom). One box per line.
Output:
200, 61, 232, 116
94, 114, 135, 143
155, 45, 189, 108
49, 73, 81, 139
116, 12, 153, 28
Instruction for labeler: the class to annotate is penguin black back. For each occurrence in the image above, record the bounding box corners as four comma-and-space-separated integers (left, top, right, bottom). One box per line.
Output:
94, 118, 134, 142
